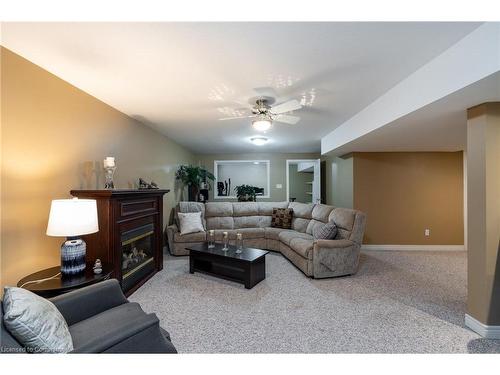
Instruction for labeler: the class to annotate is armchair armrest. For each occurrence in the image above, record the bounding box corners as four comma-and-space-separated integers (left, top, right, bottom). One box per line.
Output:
70, 313, 160, 353
50, 279, 128, 326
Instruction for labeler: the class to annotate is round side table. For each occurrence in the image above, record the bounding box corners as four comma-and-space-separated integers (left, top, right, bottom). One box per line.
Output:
17, 263, 113, 298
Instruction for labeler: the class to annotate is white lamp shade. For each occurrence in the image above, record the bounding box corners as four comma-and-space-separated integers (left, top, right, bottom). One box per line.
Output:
46, 198, 99, 237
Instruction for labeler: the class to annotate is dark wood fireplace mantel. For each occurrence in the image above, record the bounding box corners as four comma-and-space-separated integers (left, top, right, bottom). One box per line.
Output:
70, 189, 169, 296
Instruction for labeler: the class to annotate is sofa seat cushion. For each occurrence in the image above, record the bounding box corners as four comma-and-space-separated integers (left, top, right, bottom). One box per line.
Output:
174, 231, 207, 243
289, 238, 314, 259
69, 302, 154, 352
265, 227, 290, 240
278, 230, 313, 247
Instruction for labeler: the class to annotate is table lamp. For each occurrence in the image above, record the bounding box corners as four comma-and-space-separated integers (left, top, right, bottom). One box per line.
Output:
46, 198, 99, 275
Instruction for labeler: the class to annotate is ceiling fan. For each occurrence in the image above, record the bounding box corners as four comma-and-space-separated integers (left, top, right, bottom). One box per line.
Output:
218, 88, 303, 132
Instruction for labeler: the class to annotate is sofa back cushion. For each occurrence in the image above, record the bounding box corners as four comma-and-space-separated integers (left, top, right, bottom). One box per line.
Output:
233, 202, 259, 216
306, 204, 335, 235
257, 201, 288, 215
288, 202, 314, 233
328, 207, 357, 240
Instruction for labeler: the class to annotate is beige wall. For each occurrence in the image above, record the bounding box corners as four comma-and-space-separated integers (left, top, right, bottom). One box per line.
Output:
1, 48, 195, 290
196, 153, 320, 201
323, 154, 353, 208
353, 152, 464, 245
466, 103, 500, 325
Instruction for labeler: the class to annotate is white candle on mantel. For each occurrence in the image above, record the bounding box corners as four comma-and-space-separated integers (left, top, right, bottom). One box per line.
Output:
103, 157, 115, 168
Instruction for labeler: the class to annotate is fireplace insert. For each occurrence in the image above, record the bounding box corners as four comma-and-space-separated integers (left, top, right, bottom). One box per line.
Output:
121, 223, 156, 293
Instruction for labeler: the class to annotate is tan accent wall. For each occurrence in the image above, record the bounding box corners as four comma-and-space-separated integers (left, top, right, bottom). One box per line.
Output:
466, 103, 500, 325
353, 152, 464, 245
196, 153, 320, 202
1, 48, 195, 290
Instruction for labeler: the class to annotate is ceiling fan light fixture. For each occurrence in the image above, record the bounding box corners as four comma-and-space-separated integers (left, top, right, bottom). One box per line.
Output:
250, 137, 268, 146
252, 117, 272, 132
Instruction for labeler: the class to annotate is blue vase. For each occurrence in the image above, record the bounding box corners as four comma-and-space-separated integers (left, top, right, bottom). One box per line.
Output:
61, 238, 86, 275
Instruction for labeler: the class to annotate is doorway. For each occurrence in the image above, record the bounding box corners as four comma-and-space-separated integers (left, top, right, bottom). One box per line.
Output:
286, 159, 321, 204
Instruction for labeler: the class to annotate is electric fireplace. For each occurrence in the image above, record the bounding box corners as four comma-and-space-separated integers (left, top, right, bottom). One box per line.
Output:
70, 189, 169, 296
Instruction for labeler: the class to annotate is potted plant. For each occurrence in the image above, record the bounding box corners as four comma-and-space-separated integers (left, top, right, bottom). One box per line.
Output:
234, 185, 264, 202
175, 165, 215, 201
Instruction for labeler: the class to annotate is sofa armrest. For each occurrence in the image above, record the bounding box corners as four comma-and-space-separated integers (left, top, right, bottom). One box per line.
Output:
312, 239, 360, 278
166, 224, 179, 254
314, 239, 355, 249
50, 279, 128, 326
166, 224, 179, 235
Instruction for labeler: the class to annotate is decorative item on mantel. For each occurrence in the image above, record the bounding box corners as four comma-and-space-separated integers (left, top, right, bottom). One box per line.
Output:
103, 156, 116, 189
138, 178, 159, 190
46, 198, 99, 275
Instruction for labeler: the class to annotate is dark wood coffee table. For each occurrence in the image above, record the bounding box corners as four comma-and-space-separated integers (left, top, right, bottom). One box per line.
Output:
187, 243, 269, 289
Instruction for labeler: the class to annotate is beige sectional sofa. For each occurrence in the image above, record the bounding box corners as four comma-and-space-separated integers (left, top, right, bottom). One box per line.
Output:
166, 201, 366, 279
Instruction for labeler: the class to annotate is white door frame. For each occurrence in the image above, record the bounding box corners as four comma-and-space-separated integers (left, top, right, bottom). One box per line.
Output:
286, 159, 321, 203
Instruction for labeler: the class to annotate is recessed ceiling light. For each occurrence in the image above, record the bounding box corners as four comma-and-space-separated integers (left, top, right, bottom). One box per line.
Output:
253, 161, 260, 165
252, 118, 272, 132
250, 137, 268, 146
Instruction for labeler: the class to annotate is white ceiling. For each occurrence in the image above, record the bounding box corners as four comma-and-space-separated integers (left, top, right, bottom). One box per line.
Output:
1, 22, 482, 153
326, 71, 500, 156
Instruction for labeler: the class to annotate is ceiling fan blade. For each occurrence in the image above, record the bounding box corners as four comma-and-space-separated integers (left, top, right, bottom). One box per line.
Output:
253, 86, 279, 99
270, 99, 302, 115
274, 114, 301, 125
218, 115, 256, 121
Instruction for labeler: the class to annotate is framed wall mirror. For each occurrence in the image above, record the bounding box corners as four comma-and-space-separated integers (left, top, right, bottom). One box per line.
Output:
214, 160, 270, 199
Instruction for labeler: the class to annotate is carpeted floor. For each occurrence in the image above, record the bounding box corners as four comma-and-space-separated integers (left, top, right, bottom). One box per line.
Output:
130, 250, 500, 353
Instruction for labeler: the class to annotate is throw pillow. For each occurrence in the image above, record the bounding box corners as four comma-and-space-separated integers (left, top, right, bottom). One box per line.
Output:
271, 208, 293, 229
178, 211, 205, 235
313, 221, 338, 240
2, 287, 74, 353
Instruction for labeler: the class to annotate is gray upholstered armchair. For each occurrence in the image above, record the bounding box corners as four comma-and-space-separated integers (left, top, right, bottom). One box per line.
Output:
1, 279, 177, 353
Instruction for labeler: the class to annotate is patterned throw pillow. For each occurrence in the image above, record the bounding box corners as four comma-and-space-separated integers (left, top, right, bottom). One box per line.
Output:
271, 208, 293, 229
313, 221, 338, 240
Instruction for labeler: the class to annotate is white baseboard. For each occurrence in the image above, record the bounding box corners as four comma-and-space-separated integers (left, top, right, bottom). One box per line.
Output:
465, 314, 500, 339
361, 244, 466, 251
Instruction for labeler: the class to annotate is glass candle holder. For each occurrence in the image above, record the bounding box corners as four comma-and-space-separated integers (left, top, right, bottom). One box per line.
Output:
222, 231, 229, 251
207, 230, 215, 248
236, 233, 243, 254
104, 166, 116, 189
